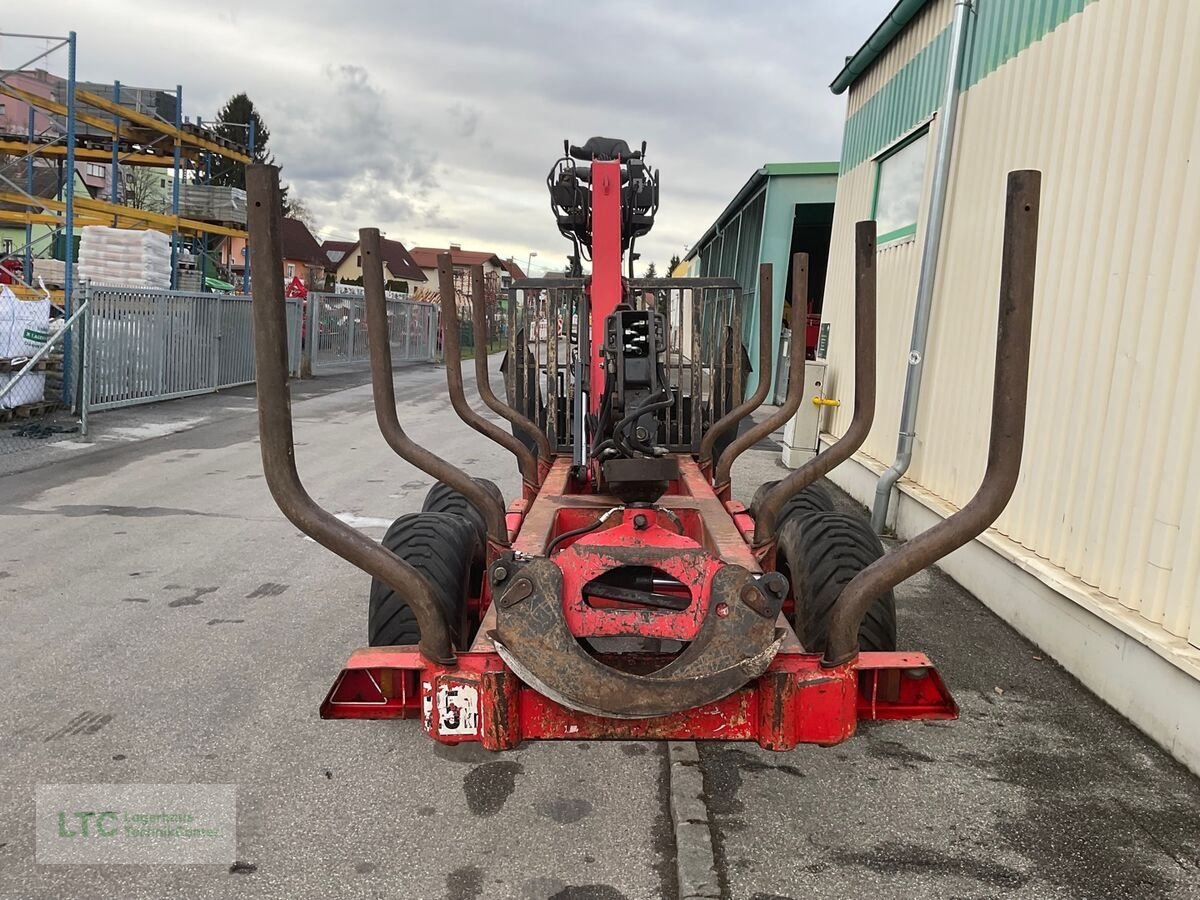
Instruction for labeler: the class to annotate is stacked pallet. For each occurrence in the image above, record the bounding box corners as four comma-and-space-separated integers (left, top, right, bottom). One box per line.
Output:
32, 257, 66, 288
179, 185, 247, 225
77, 227, 171, 289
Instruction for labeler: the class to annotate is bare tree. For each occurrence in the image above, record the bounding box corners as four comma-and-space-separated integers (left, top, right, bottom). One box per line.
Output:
120, 165, 168, 214
287, 195, 318, 233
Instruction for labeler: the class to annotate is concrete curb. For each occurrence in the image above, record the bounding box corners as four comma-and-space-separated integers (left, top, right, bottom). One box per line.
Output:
667, 741, 720, 900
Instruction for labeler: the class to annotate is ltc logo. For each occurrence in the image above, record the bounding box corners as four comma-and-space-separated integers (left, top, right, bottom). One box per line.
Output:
57, 811, 119, 837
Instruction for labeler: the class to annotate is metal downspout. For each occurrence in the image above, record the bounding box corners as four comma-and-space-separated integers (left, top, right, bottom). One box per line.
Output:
870, 0, 973, 532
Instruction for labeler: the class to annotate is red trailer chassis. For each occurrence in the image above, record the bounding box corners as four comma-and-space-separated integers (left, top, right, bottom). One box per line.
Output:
320, 457, 956, 747
244, 156, 1040, 750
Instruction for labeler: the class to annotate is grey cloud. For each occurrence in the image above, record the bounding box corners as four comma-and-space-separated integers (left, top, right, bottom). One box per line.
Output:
448, 103, 482, 139
2, 0, 889, 266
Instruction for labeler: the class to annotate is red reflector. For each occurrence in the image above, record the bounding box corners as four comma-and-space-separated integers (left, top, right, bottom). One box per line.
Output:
320, 667, 421, 719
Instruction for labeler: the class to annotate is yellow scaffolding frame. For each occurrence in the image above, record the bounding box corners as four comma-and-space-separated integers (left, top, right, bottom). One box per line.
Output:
0, 76, 250, 279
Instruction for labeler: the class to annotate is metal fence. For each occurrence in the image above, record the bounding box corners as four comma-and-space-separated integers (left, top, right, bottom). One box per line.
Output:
307, 291, 438, 371
505, 277, 745, 454
86, 286, 302, 411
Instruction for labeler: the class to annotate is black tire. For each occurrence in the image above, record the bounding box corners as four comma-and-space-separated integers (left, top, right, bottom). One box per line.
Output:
369, 512, 478, 646
421, 478, 504, 552
776, 511, 897, 653
749, 479, 835, 524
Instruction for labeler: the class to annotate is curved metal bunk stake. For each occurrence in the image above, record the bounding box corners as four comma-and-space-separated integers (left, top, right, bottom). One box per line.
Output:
467, 263, 553, 479
698, 263, 775, 472
436, 253, 541, 494
823, 170, 1041, 667
713, 253, 809, 496
246, 166, 454, 664
359, 229, 509, 552
754, 221, 877, 552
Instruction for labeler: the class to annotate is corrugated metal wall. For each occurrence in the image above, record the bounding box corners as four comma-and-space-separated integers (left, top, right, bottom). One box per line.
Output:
821, 0, 1200, 649
845, 1, 955, 118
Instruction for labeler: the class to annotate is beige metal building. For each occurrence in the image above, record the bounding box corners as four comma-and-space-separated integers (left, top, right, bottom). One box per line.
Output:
817, 0, 1200, 773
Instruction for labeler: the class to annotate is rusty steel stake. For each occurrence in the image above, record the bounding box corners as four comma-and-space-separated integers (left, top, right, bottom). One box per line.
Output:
467, 262, 553, 478
437, 253, 541, 494
699, 263, 775, 472
714, 253, 809, 495
246, 166, 454, 664
359, 228, 510, 552
754, 221, 877, 552
823, 170, 1041, 666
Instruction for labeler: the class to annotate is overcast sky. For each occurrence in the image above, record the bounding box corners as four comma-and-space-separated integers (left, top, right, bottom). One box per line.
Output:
7, 2, 888, 275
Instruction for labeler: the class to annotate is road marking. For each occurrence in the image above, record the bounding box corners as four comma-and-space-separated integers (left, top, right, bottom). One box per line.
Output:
332, 512, 393, 529
667, 741, 721, 899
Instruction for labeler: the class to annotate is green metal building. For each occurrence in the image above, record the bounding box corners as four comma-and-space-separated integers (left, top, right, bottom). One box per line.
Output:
684, 162, 838, 394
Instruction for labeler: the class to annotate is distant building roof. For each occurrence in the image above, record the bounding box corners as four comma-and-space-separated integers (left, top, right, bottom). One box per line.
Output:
683, 162, 838, 262
500, 258, 526, 281
0, 162, 91, 212
409, 247, 506, 270
320, 237, 426, 282
320, 239, 355, 266
280, 218, 327, 267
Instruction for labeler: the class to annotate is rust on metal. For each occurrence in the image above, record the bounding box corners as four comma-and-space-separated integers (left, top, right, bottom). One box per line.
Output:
823, 171, 1041, 666
698, 263, 775, 471
491, 555, 783, 719
359, 229, 509, 549
467, 262, 553, 471
754, 221, 877, 553
246, 166, 453, 664
713, 253, 809, 495
497, 576, 534, 608
436, 253, 540, 492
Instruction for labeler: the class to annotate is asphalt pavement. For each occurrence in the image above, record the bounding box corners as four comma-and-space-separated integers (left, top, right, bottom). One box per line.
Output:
0, 357, 1197, 899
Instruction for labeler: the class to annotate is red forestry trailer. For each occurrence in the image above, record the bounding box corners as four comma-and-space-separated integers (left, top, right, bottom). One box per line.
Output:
245, 142, 1040, 751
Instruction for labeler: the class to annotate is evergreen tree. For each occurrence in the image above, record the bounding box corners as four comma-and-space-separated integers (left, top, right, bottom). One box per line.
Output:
209, 93, 290, 210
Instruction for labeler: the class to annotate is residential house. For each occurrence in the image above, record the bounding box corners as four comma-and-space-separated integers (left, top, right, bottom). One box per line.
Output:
0, 69, 56, 136
279, 218, 327, 290
408, 244, 511, 294
0, 70, 117, 202
321, 237, 425, 292
220, 218, 328, 289
409, 244, 514, 316
499, 258, 525, 288
0, 162, 92, 271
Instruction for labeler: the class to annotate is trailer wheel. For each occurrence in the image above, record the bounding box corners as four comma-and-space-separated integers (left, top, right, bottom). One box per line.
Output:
369, 512, 478, 646
776, 511, 897, 653
421, 478, 504, 550
749, 479, 835, 523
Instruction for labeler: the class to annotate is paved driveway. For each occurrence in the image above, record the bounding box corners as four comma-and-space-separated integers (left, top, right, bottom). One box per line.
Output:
0, 359, 1196, 899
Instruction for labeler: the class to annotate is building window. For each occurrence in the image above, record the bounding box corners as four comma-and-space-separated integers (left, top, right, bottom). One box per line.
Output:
0, 103, 6, 117
286, 264, 295, 278
871, 126, 930, 244
356, 255, 361, 266
85, 163, 106, 178
2, 239, 13, 255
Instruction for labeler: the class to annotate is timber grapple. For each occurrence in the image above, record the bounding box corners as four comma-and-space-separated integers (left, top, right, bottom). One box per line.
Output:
246, 143, 1040, 749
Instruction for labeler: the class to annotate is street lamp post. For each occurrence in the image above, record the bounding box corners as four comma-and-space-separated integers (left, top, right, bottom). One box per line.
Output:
526, 250, 537, 276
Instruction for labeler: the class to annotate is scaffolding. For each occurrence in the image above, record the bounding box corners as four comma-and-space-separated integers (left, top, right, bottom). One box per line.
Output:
0, 31, 252, 308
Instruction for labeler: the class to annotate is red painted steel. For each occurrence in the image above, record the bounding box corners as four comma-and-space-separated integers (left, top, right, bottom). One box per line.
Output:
313, 147, 961, 746
588, 158, 623, 415
319, 646, 956, 749
320, 445, 959, 745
